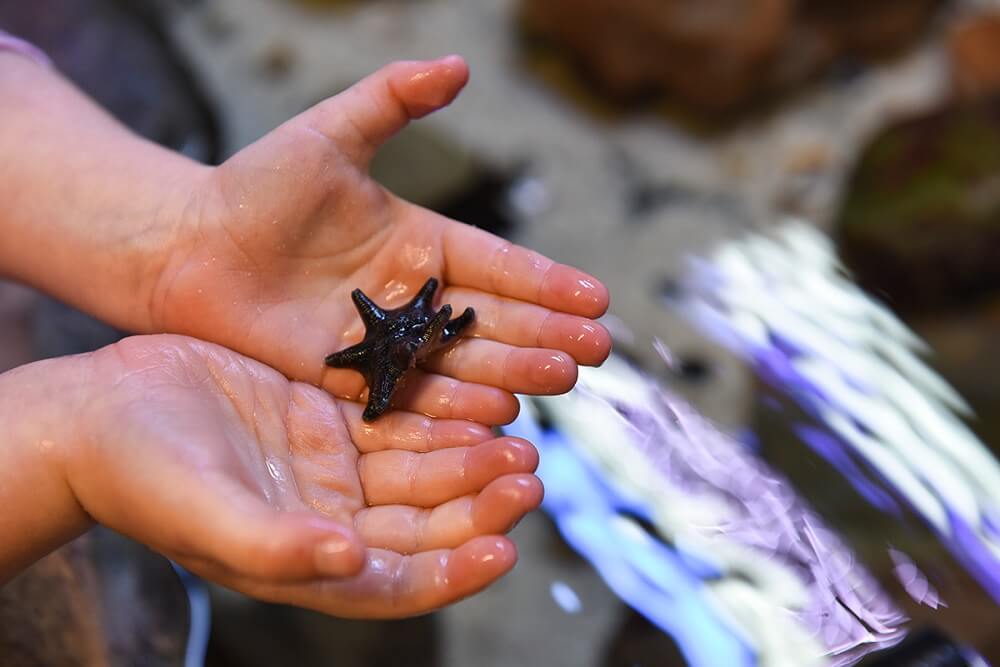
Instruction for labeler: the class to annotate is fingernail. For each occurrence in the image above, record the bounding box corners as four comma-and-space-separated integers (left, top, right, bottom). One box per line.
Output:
315, 534, 355, 576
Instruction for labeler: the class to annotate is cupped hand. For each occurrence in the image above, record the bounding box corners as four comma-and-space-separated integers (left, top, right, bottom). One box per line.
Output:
69, 335, 543, 617
150, 56, 610, 425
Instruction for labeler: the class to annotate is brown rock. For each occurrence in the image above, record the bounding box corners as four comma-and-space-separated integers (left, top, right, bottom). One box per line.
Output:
519, 0, 943, 114
0, 540, 108, 667
835, 101, 1000, 312
950, 13, 1000, 101
256, 42, 297, 80
803, 0, 941, 55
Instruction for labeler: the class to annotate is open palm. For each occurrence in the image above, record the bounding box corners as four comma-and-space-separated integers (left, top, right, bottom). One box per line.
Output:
69, 335, 542, 617
150, 56, 610, 425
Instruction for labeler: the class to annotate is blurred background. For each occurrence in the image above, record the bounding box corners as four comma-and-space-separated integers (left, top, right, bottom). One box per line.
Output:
2, 0, 1000, 665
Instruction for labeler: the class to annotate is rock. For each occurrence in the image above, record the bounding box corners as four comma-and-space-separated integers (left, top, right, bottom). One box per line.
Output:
0, 538, 109, 667
519, 0, 943, 115
255, 42, 296, 81
0, 531, 188, 667
835, 101, 1000, 312
950, 13, 1000, 101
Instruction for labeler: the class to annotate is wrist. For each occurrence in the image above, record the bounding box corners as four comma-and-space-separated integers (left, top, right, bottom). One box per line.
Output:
0, 52, 212, 333
0, 354, 96, 580
141, 162, 215, 334
118, 149, 214, 334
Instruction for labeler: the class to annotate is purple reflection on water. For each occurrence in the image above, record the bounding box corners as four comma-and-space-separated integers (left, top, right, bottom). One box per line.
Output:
795, 425, 904, 517
888, 548, 945, 609
559, 360, 907, 665
677, 237, 1000, 604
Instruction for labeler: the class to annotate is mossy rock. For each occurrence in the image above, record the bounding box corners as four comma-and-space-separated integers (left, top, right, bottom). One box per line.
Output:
837, 101, 1000, 312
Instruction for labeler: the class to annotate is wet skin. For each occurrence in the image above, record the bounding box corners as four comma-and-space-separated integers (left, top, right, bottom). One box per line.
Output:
2, 335, 543, 617
149, 57, 611, 426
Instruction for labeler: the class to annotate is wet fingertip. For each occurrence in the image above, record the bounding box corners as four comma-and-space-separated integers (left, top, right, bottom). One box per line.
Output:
437, 54, 469, 77
490, 536, 518, 570
548, 266, 611, 318
461, 535, 517, 572
471, 389, 520, 426
531, 352, 577, 394
590, 323, 614, 366
518, 474, 544, 507
399, 56, 470, 117
478, 438, 539, 476
312, 528, 365, 578
505, 438, 539, 472
485, 474, 544, 512
585, 278, 611, 318
500, 390, 521, 424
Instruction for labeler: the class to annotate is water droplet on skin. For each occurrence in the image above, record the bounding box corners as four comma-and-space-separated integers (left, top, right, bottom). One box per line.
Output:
265, 456, 287, 483
382, 280, 411, 304
401, 243, 432, 270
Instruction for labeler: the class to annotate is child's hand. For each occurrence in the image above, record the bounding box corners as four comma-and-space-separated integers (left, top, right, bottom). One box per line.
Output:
61, 335, 541, 617
149, 57, 611, 425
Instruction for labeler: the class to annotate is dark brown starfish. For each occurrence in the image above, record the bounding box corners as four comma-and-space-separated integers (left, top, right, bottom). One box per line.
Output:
324, 277, 475, 422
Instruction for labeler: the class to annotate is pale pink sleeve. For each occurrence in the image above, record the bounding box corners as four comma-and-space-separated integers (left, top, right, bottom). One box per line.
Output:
0, 30, 51, 68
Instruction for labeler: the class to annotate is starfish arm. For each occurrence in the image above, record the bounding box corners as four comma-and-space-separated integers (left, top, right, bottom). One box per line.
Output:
407, 277, 439, 311
442, 307, 475, 343
324, 341, 372, 370
420, 305, 452, 349
362, 364, 405, 422
351, 288, 386, 325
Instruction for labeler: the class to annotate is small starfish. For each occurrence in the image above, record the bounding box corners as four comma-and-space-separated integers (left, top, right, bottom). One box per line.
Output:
324, 277, 475, 422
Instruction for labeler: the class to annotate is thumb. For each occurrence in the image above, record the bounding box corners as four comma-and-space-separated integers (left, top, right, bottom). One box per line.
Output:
170, 478, 366, 582
301, 55, 469, 166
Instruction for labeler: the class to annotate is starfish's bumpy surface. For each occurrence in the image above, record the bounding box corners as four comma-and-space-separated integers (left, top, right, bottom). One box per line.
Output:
324, 278, 475, 422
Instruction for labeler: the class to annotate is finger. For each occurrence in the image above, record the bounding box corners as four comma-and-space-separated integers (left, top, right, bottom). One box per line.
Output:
246, 537, 519, 618
359, 437, 538, 507
322, 366, 519, 425
422, 338, 578, 396
302, 56, 469, 166
440, 286, 612, 366
442, 222, 609, 318
355, 474, 543, 553
159, 472, 365, 582
337, 400, 494, 453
